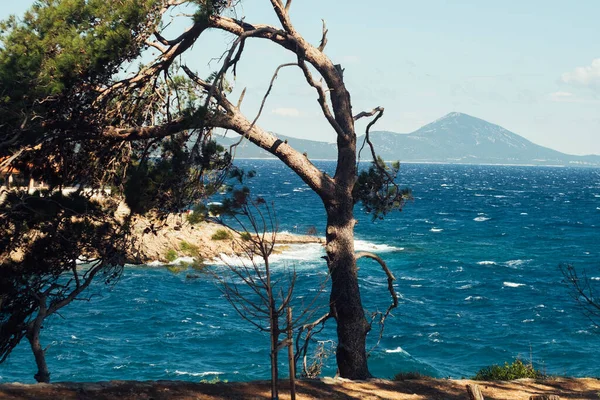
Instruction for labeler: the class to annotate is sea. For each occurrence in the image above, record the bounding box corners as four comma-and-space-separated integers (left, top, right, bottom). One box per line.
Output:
1, 160, 600, 383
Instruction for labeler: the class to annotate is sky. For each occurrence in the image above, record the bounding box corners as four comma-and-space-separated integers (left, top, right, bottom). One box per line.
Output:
2, 1, 599, 155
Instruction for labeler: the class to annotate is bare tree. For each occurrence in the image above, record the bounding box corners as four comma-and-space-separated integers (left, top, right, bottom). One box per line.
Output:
216, 193, 326, 399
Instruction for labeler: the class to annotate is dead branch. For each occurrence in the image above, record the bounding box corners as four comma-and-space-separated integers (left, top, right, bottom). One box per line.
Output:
296, 59, 344, 137
354, 106, 384, 121
318, 20, 328, 52
355, 251, 398, 355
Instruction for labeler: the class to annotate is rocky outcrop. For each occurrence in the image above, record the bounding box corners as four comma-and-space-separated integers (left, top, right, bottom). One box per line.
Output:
128, 214, 323, 264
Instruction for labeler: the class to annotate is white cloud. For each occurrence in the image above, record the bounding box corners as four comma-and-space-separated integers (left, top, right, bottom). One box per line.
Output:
561, 58, 600, 91
271, 107, 301, 117
549, 91, 577, 102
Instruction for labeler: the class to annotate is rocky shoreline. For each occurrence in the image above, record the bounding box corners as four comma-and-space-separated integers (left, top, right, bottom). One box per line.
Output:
127, 215, 324, 265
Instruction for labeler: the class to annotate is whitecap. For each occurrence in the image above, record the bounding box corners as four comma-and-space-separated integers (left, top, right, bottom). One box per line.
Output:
465, 296, 485, 301
170, 370, 223, 377
522, 319, 534, 323
591, 277, 600, 281
457, 284, 472, 290
504, 259, 531, 267
430, 228, 443, 232
401, 276, 423, 281
520, 212, 528, 215
212, 243, 324, 267
503, 282, 525, 288
354, 240, 403, 252
410, 284, 422, 288
474, 216, 490, 222
477, 261, 496, 265
385, 347, 411, 356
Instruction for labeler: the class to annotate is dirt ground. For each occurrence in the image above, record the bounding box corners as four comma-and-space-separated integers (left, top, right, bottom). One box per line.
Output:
1, 377, 599, 400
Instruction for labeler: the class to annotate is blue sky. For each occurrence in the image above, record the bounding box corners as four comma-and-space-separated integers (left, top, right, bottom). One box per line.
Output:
3, 1, 599, 155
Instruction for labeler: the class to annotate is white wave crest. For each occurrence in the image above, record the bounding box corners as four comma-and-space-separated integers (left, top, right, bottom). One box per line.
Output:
354, 240, 403, 252
385, 346, 410, 356
211, 243, 324, 268
503, 282, 525, 288
170, 370, 224, 377
430, 228, 443, 232
474, 216, 491, 222
504, 259, 531, 268
465, 296, 485, 301
477, 261, 496, 265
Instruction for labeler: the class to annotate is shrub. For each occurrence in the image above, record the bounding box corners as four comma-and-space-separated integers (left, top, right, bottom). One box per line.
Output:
187, 204, 208, 225
165, 249, 178, 263
211, 229, 232, 241
180, 240, 201, 258
473, 359, 543, 381
240, 231, 252, 241
393, 371, 431, 381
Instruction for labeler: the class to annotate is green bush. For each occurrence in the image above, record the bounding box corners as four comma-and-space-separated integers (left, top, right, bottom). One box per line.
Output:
211, 229, 232, 241
187, 204, 207, 225
393, 371, 431, 381
240, 232, 252, 241
180, 240, 200, 257
474, 359, 543, 381
165, 249, 178, 263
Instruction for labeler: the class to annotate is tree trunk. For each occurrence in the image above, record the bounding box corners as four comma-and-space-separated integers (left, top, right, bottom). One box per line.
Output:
266, 256, 279, 400
26, 316, 50, 383
325, 200, 371, 380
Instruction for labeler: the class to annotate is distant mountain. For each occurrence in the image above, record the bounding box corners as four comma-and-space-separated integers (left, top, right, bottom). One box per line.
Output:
217, 112, 600, 167
217, 133, 337, 160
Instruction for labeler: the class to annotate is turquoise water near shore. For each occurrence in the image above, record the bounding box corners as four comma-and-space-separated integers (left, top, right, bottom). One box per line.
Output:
1, 161, 600, 382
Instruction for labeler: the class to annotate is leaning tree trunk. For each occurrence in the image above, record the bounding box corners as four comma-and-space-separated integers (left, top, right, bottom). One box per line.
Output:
324, 199, 371, 380
26, 313, 50, 383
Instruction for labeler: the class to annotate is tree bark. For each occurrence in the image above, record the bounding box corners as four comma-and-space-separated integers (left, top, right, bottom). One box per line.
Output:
325, 199, 371, 380
26, 314, 50, 383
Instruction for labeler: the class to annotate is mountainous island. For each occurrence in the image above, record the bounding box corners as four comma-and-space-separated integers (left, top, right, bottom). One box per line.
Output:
219, 112, 600, 167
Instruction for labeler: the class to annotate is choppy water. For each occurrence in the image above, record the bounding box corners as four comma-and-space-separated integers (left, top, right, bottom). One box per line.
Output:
2, 161, 600, 382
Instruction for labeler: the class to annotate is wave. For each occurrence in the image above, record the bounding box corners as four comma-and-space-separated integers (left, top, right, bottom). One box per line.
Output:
354, 240, 404, 252
465, 296, 485, 301
504, 259, 531, 268
477, 261, 497, 265
385, 346, 411, 356
211, 243, 324, 268
503, 282, 525, 288
430, 228, 443, 232
474, 216, 491, 222
401, 276, 424, 281
169, 370, 224, 377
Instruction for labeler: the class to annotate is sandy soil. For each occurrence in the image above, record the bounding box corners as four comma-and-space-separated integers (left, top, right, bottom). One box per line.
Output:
1, 377, 599, 399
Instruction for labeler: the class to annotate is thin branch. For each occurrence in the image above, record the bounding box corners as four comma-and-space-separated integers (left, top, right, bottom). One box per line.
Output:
318, 20, 328, 52
355, 251, 398, 355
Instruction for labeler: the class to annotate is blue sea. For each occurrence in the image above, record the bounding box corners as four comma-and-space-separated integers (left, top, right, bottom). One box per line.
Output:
2, 161, 600, 383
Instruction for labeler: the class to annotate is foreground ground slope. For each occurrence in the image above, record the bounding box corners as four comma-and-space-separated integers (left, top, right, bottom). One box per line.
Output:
1, 378, 599, 399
